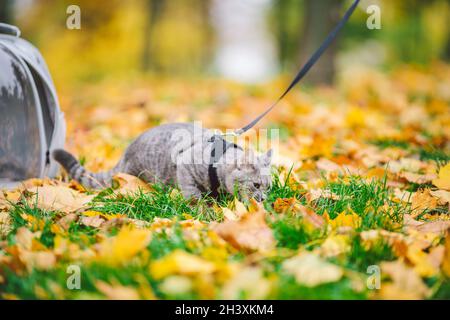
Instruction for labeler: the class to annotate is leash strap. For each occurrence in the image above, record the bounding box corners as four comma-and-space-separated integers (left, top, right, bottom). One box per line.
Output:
234, 0, 360, 136
208, 135, 240, 197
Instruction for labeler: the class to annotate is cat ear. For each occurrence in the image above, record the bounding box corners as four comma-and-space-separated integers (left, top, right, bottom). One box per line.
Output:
259, 149, 273, 167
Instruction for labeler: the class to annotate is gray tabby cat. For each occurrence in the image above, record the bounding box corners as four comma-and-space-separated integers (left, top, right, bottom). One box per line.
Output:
53, 123, 272, 201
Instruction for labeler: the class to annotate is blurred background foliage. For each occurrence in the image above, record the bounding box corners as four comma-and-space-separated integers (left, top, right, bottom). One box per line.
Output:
0, 0, 449, 88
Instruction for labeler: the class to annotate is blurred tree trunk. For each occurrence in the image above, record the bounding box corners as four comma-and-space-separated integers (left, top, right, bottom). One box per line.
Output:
142, 0, 166, 71
0, 0, 14, 24
299, 0, 342, 85
273, 0, 303, 70
445, 37, 450, 61
199, 0, 213, 71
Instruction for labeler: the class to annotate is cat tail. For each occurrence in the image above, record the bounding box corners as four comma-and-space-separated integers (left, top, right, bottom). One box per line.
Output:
52, 149, 122, 189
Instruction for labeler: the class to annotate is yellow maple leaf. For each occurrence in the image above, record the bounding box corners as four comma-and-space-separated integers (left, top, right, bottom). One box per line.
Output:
282, 253, 343, 287
213, 210, 276, 253
443, 233, 450, 277
150, 250, 216, 280
327, 211, 361, 229
406, 245, 438, 277
222, 267, 271, 299
379, 260, 431, 299
319, 234, 351, 257
433, 163, 450, 191
98, 226, 152, 265
410, 189, 437, 218
96, 280, 140, 300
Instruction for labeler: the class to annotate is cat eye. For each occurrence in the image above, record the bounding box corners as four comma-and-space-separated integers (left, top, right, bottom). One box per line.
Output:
254, 182, 261, 189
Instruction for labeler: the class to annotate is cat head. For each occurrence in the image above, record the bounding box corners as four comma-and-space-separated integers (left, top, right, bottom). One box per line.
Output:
221, 148, 273, 201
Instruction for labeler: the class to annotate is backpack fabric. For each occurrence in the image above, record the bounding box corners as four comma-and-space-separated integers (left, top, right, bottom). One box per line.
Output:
0, 23, 65, 188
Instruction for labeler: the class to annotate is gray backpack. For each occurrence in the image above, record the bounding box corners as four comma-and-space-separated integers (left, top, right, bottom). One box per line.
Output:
0, 23, 65, 188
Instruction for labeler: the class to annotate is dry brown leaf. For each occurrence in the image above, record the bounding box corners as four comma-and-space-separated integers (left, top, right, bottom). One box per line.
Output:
430, 190, 450, 205
222, 208, 239, 221
213, 210, 275, 253
360, 229, 408, 256
0, 190, 21, 210
26, 185, 94, 213
229, 198, 248, 217
0, 212, 12, 238
316, 158, 341, 173
389, 158, 429, 174
80, 215, 106, 228
404, 214, 450, 235
410, 189, 437, 217
100, 217, 151, 232
56, 213, 79, 231
273, 197, 296, 213
19, 251, 56, 271
305, 189, 340, 203
379, 260, 430, 299
399, 172, 437, 185
112, 173, 153, 194
393, 188, 413, 203
96, 281, 140, 300
428, 245, 445, 269
15, 227, 34, 250
293, 204, 325, 230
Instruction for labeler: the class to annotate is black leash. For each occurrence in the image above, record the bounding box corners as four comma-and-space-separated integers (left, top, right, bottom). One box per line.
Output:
231, 0, 360, 136
208, 0, 360, 197
208, 136, 240, 198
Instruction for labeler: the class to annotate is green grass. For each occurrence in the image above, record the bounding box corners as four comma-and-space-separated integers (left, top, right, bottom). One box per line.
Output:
90, 184, 220, 222
419, 147, 450, 167
0, 171, 443, 300
370, 139, 410, 150
265, 170, 304, 208
147, 226, 189, 260
313, 176, 407, 231
7, 202, 57, 246
271, 215, 324, 250
342, 236, 396, 272
369, 138, 449, 167
273, 276, 367, 300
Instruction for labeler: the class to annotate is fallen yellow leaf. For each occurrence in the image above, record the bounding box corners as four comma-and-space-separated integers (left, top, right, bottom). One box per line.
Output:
327, 211, 361, 229
98, 226, 152, 265
150, 250, 216, 280
410, 189, 437, 218
433, 163, 450, 191
26, 185, 94, 213
112, 173, 153, 194
443, 233, 450, 277
379, 260, 430, 299
96, 280, 140, 300
222, 267, 271, 299
213, 211, 275, 253
430, 189, 450, 205
282, 253, 343, 287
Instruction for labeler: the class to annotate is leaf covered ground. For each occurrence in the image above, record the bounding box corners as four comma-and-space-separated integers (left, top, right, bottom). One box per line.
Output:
1, 64, 450, 299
